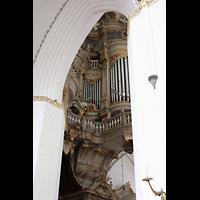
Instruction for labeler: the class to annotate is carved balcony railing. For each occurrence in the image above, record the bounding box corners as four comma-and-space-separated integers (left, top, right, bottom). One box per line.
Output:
67, 110, 132, 135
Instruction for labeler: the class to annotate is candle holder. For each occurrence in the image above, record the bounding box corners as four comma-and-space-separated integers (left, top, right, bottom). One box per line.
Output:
142, 177, 166, 200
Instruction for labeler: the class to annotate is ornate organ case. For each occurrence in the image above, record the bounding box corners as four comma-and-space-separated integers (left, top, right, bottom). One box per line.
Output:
60, 12, 135, 200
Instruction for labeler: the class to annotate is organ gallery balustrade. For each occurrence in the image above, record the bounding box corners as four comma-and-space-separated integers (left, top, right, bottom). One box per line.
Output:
67, 109, 132, 134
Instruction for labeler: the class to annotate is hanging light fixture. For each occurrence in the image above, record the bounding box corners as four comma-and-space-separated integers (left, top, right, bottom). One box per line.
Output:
148, 74, 158, 89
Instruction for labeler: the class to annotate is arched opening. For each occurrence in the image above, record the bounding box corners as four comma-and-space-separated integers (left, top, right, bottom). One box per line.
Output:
58, 11, 136, 200
33, 1, 166, 200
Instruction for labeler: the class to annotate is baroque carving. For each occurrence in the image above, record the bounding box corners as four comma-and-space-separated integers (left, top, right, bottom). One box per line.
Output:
110, 53, 128, 67
127, 0, 160, 40
33, 96, 64, 110
60, 11, 134, 198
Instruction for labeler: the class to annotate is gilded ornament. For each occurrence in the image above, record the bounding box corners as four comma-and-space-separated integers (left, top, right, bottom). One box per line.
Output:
33, 96, 64, 110
127, 0, 159, 41
110, 53, 128, 67
142, 177, 166, 199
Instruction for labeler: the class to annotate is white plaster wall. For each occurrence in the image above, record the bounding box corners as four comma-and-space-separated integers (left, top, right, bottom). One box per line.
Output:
33, 0, 66, 58
127, 1, 166, 200
33, 101, 46, 181
33, 101, 65, 200
108, 153, 136, 193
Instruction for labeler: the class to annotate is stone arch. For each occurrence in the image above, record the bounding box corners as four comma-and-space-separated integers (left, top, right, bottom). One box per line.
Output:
33, 0, 135, 103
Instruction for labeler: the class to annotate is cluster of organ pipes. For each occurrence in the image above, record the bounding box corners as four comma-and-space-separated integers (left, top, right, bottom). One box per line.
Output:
82, 57, 130, 109
83, 80, 101, 109
110, 57, 130, 103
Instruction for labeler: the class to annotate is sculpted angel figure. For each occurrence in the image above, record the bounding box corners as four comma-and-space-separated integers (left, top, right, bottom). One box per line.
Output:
86, 43, 93, 52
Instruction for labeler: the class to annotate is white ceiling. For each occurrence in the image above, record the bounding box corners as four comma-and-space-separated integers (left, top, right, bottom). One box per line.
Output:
33, 0, 66, 59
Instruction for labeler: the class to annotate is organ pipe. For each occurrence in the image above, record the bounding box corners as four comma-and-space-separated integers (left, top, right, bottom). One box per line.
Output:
114, 63, 118, 101
99, 80, 101, 109
117, 59, 122, 102
85, 81, 87, 102
127, 58, 130, 102
96, 81, 98, 106
92, 84, 94, 103
96, 81, 97, 107
90, 84, 92, 103
110, 67, 113, 102
83, 58, 130, 107
125, 57, 130, 102
112, 64, 116, 102
83, 79, 101, 107
93, 84, 95, 104
107, 62, 109, 98
83, 79, 85, 100
109, 56, 130, 103
121, 58, 126, 101
95, 82, 97, 105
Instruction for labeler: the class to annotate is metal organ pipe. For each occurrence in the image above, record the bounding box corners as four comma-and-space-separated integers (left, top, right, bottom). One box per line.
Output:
109, 57, 130, 103
86, 81, 88, 102
92, 84, 94, 103
112, 64, 116, 102
107, 62, 109, 98
94, 82, 97, 106
83, 79, 85, 100
96, 81, 98, 108
121, 58, 126, 101
90, 84, 92, 103
124, 57, 130, 102
99, 80, 101, 109
88, 82, 90, 102
117, 59, 122, 102
114, 63, 118, 102
93, 84, 95, 104
96, 81, 98, 107
88, 81, 90, 102
127, 58, 130, 102
82, 79, 101, 108
85, 80, 88, 102
110, 67, 113, 102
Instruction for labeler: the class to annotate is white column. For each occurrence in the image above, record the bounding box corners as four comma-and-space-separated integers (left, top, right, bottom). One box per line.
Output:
127, 1, 166, 200
33, 100, 65, 200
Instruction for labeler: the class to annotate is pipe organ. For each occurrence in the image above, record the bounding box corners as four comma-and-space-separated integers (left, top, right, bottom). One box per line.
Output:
61, 12, 134, 199
83, 79, 101, 109
110, 57, 130, 103
64, 11, 131, 115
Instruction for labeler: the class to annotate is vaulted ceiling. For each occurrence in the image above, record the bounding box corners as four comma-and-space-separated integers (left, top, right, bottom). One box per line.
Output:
33, 0, 65, 59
